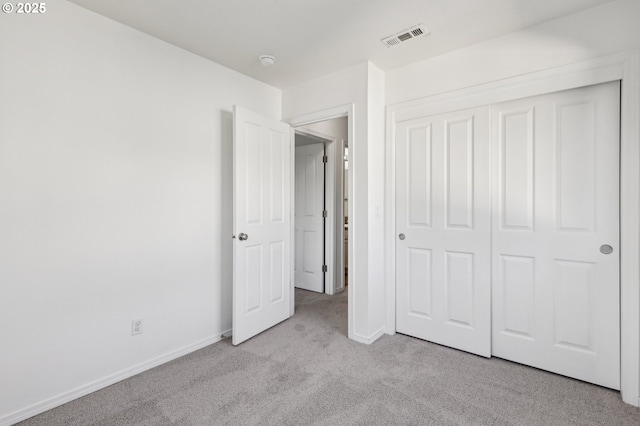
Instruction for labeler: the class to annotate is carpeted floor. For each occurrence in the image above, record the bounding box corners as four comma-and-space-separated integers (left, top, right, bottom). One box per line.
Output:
19, 289, 640, 425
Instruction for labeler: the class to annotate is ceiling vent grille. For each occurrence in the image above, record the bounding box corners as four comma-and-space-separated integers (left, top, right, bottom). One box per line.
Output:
381, 24, 429, 48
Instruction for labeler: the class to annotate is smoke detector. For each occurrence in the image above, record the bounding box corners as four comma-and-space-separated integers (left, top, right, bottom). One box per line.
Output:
259, 55, 276, 67
381, 24, 429, 47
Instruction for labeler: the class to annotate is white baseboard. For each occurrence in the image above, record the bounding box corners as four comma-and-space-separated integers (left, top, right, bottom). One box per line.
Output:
1, 331, 231, 426
351, 327, 385, 345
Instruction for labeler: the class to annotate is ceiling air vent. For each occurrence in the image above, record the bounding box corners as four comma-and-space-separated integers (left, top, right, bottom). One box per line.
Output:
381, 24, 429, 48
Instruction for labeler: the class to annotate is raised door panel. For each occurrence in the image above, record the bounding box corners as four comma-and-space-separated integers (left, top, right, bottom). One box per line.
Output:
445, 251, 474, 327
270, 241, 285, 303
553, 260, 595, 352
497, 255, 535, 340
407, 248, 432, 319
269, 130, 285, 223
244, 245, 263, 314
499, 108, 535, 231
245, 123, 263, 225
445, 118, 474, 230
408, 125, 432, 228
556, 101, 596, 232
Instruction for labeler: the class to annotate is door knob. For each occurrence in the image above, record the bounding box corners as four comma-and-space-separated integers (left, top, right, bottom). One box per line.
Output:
239, 233, 248, 241
600, 244, 613, 254
399, 233, 405, 240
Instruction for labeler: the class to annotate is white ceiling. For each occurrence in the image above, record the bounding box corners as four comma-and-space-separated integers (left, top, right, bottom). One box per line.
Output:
68, 0, 614, 89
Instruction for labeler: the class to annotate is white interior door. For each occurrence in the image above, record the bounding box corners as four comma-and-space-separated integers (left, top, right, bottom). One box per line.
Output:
491, 81, 620, 389
395, 106, 492, 357
294, 143, 325, 293
233, 106, 291, 345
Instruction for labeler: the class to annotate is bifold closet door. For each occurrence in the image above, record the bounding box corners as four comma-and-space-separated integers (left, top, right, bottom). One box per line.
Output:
395, 106, 492, 357
491, 81, 620, 389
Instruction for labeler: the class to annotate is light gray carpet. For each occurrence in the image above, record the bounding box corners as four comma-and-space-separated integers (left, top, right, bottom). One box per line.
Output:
19, 289, 640, 425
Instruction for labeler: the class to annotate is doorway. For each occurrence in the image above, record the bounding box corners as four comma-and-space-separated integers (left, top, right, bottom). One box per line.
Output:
294, 135, 327, 293
290, 104, 354, 341
294, 117, 348, 296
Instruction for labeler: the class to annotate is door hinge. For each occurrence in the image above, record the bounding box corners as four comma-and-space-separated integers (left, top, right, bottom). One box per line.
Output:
322, 210, 328, 218
322, 155, 328, 163
322, 265, 328, 273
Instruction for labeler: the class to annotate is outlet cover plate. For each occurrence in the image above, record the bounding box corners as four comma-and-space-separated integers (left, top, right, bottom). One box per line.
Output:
132, 318, 143, 335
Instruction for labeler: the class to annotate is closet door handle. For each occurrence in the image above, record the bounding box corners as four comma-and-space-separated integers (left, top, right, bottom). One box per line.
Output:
600, 244, 613, 254
399, 233, 406, 240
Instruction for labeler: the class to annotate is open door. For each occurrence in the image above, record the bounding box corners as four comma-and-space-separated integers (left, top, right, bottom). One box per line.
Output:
233, 106, 292, 345
294, 142, 326, 293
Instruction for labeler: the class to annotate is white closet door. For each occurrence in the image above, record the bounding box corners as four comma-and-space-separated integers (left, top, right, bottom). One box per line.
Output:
396, 106, 492, 357
294, 143, 325, 293
491, 81, 620, 389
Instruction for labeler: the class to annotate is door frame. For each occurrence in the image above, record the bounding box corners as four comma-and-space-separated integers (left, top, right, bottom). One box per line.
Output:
290, 104, 354, 339
385, 50, 640, 406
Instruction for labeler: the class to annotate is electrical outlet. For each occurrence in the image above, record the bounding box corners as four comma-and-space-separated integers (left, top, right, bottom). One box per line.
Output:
131, 318, 143, 335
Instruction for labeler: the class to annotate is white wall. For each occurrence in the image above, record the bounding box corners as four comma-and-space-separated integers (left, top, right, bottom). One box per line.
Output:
366, 64, 386, 335
0, 2, 280, 423
283, 62, 387, 343
387, 0, 640, 105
